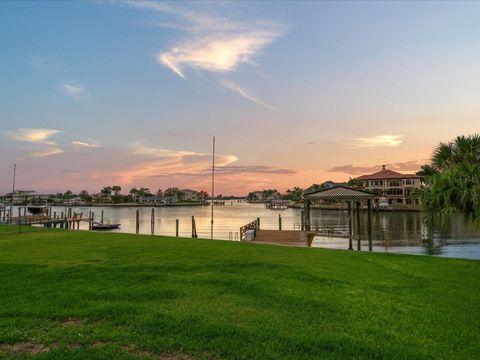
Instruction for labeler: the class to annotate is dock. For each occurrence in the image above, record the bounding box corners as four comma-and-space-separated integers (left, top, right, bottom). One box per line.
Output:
252, 230, 315, 247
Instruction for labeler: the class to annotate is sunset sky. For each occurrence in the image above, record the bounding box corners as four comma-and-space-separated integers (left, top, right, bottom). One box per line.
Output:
1, 1, 480, 195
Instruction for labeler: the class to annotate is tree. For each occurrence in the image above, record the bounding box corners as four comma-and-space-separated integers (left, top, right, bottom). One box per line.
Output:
284, 187, 303, 202
100, 186, 112, 196
79, 190, 92, 203
416, 164, 438, 178
421, 162, 480, 226
111, 185, 122, 196
129, 188, 138, 202
156, 189, 163, 197
419, 134, 480, 226
431, 134, 480, 171
198, 191, 209, 201
137, 187, 151, 197
63, 190, 74, 200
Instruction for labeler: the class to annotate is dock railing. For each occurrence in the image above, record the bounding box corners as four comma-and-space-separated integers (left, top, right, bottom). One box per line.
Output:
240, 219, 259, 241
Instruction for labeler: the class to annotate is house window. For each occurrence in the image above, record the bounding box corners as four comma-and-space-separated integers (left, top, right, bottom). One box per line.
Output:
372, 180, 383, 186
388, 180, 401, 187
404, 179, 414, 185
387, 188, 403, 196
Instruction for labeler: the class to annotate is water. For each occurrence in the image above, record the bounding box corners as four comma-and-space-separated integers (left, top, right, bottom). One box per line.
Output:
9, 203, 480, 260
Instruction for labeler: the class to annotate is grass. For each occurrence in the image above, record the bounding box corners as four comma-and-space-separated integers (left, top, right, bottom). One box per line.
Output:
0, 225, 479, 359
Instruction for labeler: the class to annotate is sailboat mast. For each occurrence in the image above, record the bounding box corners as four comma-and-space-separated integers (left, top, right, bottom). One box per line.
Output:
210, 136, 215, 240
10, 163, 16, 218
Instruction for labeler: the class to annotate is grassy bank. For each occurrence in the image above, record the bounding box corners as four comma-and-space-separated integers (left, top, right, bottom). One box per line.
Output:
0, 226, 479, 359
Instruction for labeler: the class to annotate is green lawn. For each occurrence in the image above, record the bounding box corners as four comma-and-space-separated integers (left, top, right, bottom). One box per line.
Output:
0, 225, 479, 359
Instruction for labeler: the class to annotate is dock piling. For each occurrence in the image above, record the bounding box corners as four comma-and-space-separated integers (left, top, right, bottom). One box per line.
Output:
151, 208, 155, 235
356, 202, 361, 251
135, 209, 139, 234
279, 214, 282, 231
192, 216, 197, 238
176, 219, 179, 237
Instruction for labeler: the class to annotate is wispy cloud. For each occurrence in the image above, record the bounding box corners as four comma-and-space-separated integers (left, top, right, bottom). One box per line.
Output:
353, 135, 403, 148
27, 55, 62, 73
328, 160, 424, 175
5, 128, 63, 157
113, 0, 282, 109
158, 31, 281, 79
219, 80, 275, 110
116, 144, 238, 183
5, 128, 60, 144
30, 147, 64, 158
62, 83, 90, 101
72, 140, 99, 148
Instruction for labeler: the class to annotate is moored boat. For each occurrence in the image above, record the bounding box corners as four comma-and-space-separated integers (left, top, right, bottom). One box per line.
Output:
91, 223, 120, 230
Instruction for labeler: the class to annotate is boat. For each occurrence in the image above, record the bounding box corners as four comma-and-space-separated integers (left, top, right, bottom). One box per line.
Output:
91, 223, 121, 230
27, 206, 48, 215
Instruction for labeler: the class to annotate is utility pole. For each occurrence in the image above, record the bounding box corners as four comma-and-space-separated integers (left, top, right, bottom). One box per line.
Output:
11, 164, 16, 227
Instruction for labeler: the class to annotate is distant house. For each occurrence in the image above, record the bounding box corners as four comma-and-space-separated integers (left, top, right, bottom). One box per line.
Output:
304, 181, 345, 194
138, 195, 162, 204
355, 165, 422, 205
66, 197, 86, 206
250, 191, 265, 201
4, 191, 55, 205
180, 189, 199, 202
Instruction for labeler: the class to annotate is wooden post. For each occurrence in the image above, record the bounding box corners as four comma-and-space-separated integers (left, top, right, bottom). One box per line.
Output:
348, 202, 353, 250
356, 201, 361, 251
192, 216, 197, 238
135, 209, 140, 234
256, 217, 260, 229
367, 199, 372, 252
301, 210, 304, 231
101, 210, 104, 224
278, 214, 282, 230
176, 219, 179, 237
151, 208, 155, 235
304, 200, 311, 231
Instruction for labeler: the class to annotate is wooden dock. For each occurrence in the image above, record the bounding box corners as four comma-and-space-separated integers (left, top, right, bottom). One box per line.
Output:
252, 230, 314, 247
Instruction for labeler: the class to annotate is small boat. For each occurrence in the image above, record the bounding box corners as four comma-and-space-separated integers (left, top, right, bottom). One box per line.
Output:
27, 206, 48, 215
91, 223, 120, 230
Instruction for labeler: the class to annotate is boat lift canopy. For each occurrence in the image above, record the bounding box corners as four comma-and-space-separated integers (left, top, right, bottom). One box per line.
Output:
303, 186, 375, 251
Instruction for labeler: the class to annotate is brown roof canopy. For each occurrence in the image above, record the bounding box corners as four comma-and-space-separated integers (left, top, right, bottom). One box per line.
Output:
355, 169, 420, 181
303, 185, 375, 200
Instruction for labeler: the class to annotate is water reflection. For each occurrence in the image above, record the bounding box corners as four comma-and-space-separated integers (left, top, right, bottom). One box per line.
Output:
11, 204, 480, 260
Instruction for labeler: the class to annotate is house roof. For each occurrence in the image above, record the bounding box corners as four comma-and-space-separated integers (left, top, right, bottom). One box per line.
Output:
355, 169, 420, 180
303, 186, 375, 200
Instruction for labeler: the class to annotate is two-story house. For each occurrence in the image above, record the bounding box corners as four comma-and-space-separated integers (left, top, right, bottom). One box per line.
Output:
355, 165, 422, 205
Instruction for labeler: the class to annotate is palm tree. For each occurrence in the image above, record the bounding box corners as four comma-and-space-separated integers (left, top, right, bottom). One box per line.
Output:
421, 134, 480, 226
432, 134, 480, 171
421, 162, 480, 225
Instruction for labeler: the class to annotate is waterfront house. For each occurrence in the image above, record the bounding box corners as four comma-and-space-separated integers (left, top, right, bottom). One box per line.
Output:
354, 165, 422, 205
180, 189, 199, 202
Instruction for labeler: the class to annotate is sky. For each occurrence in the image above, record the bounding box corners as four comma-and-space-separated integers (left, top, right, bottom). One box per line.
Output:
1, 0, 480, 195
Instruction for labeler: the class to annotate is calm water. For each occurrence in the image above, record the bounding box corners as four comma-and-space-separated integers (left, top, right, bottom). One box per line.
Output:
15, 203, 480, 260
